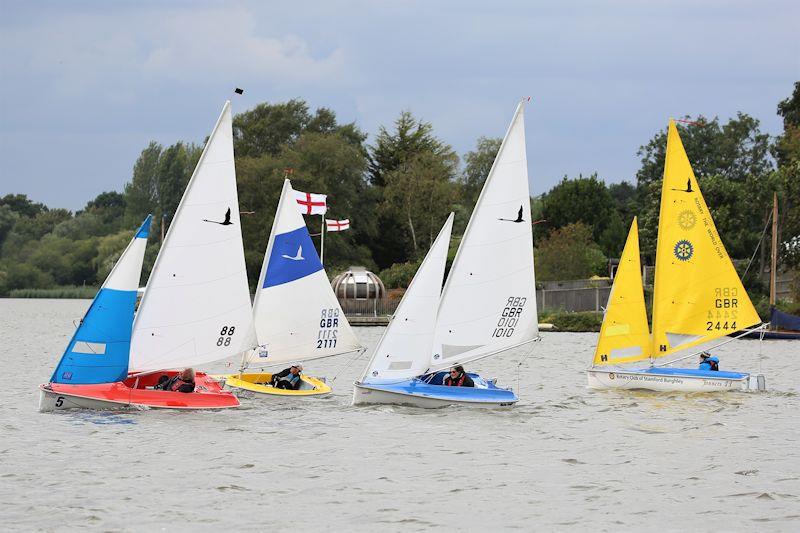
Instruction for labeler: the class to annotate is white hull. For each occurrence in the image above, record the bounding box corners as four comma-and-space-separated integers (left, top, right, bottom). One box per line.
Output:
38, 388, 132, 412
352, 383, 517, 409
586, 369, 766, 393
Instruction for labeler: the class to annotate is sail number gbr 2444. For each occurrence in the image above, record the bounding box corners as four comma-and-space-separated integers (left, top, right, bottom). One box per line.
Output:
706, 287, 739, 331
493, 297, 527, 338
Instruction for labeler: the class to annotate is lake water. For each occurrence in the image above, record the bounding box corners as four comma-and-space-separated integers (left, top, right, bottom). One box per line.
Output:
1, 299, 799, 531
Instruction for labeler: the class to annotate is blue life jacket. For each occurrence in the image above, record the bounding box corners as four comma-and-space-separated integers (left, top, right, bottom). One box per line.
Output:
698, 361, 712, 370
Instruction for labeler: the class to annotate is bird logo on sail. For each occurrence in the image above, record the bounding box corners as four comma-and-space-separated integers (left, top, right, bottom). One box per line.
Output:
674, 240, 694, 261
671, 178, 693, 193
498, 206, 524, 223
203, 207, 233, 226
282, 245, 305, 261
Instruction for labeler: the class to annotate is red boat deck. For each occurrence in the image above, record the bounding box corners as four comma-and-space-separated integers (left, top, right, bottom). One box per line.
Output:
45, 370, 239, 409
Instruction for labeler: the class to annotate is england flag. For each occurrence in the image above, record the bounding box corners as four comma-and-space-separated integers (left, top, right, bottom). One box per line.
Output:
325, 219, 350, 232
295, 190, 327, 215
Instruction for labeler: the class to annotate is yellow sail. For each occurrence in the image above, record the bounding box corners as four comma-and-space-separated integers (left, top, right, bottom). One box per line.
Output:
593, 218, 651, 366
651, 120, 761, 359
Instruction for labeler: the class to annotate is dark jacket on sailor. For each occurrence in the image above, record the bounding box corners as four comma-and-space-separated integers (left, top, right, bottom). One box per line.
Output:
444, 372, 474, 387
164, 375, 195, 393
271, 368, 302, 390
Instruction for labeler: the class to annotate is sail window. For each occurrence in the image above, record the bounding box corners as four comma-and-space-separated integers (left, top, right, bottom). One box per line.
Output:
388, 361, 413, 370
71, 341, 107, 355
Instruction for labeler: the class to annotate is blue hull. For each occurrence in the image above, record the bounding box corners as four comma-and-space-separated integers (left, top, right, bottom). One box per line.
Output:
355, 372, 518, 407
641, 367, 748, 380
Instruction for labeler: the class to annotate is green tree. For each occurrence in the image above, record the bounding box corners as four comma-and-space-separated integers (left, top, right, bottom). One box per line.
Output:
461, 137, 501, 209
540, 174, 626, 257
383, 150, 459, 255
774, 82, 800, 269
368, 111, 457, 268
124, 141, 162, 225
535, 222, 607, 281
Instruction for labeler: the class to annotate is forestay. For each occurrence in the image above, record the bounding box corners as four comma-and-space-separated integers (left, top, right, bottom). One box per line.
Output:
650, 120, 761, 359
428, 103, 538, 373
361, 213, 454, 382
129, 101, 255, 371
592, 218, 651, 366
244, 179, 361, 368
51, 216, 151, 384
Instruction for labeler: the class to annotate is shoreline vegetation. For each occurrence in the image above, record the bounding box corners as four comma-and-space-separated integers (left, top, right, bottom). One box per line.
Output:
1, 84, 798, 315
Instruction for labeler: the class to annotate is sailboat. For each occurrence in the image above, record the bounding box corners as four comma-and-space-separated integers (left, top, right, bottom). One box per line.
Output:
586, 119, 767, 392
39, 216, 152, 411
122, 100, 254, 408
353, 102, 538, 408
218, 179, 362, 396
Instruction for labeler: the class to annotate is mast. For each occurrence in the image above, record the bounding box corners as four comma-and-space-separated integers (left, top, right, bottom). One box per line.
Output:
770, 192, 778, 307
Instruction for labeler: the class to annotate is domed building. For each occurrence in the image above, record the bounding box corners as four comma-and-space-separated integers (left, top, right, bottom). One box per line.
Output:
331, 266, 386, 301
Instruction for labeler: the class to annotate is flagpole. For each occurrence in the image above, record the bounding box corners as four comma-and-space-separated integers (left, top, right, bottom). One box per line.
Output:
320, 216, 325, 265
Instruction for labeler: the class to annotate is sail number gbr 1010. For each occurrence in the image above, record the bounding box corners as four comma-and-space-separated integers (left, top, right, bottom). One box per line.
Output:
317, 308, 339, 349
492, 297, 527, 338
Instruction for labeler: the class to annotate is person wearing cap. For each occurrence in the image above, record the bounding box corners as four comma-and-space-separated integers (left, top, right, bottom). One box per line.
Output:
698, 352, 719, 371
270, 364, 304, 390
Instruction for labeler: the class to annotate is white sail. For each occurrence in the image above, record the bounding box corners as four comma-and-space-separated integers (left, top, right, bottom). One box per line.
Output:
129, 101, 255, 371
428, 103, 538, 373
243, 179, 361, 367
361, 213, 454, 383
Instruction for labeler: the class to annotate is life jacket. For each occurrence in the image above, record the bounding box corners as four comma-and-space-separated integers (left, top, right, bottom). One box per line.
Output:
279, 373, 299, 384
168, 376, 195, 392
708, 359, 719, 371
445, 373, 466, 387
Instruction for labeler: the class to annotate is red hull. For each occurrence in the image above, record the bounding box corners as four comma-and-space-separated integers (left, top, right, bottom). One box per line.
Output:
43, 370, 239, 410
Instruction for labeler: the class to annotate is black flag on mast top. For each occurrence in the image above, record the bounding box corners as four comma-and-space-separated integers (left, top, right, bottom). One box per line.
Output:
234, 87, 244, 95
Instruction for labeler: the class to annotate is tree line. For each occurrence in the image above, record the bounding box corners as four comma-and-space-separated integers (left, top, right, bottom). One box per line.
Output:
1, 83, 798, 307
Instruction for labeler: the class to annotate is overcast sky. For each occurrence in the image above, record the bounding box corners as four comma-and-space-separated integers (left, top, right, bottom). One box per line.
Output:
1, 0, 798, 210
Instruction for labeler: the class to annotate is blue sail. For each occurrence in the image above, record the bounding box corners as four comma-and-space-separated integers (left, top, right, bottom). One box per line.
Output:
50, 215, 151, 384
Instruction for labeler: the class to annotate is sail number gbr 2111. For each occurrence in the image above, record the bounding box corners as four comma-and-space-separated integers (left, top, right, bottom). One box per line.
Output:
493, 297, 527, 338
317, 308, 339, 349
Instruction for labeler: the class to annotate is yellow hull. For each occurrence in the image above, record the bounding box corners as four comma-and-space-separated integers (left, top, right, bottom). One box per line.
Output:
215, 372, 332, 397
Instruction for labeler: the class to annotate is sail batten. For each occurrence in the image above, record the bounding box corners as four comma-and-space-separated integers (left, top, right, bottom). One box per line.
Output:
428, 102, 537, 373
650, 120, 761, 359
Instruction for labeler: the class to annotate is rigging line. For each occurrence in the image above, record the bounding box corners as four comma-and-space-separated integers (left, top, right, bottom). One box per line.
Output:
516, 336, 542, 398
651, 323, 769, 368
330, 347, 368, 384
742, 209, 773, 281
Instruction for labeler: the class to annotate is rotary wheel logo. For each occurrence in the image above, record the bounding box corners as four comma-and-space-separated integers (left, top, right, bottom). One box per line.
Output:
609, 373, 615, 380
674, 240, 694, 261
678, 210, 696, 230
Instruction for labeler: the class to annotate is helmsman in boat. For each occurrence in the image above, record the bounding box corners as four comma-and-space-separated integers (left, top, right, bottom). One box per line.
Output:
270, 364, 304, 390
444, 366, 474, 387
698, 352, 720, 371
156, 368, 196, 393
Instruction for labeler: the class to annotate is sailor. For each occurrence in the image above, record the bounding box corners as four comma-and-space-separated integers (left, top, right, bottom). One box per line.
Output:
159, 368, 196, 392
270, 364, 303, 390
698, 353, 719, 371
444, 365, 474, 387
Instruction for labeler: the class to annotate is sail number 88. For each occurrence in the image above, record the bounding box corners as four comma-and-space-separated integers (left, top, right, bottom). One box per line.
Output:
217, 325, 236, 347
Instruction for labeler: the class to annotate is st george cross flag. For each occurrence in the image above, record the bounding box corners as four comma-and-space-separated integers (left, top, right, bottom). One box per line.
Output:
325, 219, 350, 232
295, 190, 327, 215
